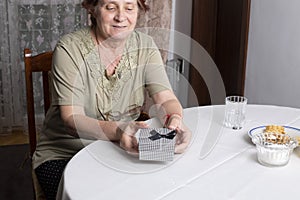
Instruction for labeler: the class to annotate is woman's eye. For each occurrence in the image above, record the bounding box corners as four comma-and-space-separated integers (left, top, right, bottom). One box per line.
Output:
126, 6, 136, 11
106, 5, 116, 10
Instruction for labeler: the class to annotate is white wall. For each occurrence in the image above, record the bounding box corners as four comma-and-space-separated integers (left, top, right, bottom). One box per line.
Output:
169, 0, 193, 107
245, 0, 300, 108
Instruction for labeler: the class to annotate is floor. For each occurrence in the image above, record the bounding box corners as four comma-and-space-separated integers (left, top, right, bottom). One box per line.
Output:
0, 130, 29, 146
0, 130, 33, 200
0, 144, 34, 200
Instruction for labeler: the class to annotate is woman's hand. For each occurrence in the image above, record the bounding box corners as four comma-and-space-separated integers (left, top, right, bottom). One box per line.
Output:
151, 90, 191, 153
173, 125, 192, 154
166, 115, 192, 154
118, 121, 149, 153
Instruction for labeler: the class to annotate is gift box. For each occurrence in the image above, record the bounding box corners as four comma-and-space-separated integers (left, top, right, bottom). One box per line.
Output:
138, 128, 176, 161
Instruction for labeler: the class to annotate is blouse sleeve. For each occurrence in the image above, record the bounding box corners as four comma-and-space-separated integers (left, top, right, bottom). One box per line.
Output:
51, 40, 85, 106
143, 39, 173, 97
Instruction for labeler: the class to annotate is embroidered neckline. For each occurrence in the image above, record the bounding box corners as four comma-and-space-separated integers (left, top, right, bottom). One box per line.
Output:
92, 33, 138, 94
83, 28, 139, 117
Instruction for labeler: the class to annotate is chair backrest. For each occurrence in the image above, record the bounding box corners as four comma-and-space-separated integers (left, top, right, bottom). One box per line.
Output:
24, 48, 53, 157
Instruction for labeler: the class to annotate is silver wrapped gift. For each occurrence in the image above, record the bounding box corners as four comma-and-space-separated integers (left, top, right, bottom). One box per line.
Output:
138, 128, 176, 161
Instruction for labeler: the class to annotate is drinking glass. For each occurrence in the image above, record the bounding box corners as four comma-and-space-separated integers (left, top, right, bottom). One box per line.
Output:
223, 96, 247, 130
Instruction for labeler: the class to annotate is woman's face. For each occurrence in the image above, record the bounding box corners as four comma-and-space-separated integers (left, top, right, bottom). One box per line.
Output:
94, 0, 139, 42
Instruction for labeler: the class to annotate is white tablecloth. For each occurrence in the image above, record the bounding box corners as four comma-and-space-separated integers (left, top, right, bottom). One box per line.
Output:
57, 105, 300, 200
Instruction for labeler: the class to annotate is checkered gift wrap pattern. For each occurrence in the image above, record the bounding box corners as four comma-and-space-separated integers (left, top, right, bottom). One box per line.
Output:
138, 128, 176, 161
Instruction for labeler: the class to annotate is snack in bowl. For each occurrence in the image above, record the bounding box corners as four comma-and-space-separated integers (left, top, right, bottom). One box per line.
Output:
263, 125, 299, 146
252, 132, 297, 166
264, 132, 290, 144
264, 125, 286, 134
295, 136, 300, 145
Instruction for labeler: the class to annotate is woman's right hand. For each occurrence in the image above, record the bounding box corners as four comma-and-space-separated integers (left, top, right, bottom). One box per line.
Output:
118, 121, 149, 153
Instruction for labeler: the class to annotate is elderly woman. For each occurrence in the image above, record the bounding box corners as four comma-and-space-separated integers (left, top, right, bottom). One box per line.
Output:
33, 0, 191, 199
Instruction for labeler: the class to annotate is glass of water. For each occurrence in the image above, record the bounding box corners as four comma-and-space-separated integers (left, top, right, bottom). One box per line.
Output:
223, 96, 247, 130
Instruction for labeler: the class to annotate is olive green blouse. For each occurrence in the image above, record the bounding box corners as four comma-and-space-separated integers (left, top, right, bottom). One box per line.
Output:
32, 27, 172, 169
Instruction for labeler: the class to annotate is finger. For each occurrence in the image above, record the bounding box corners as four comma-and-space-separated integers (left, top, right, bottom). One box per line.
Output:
120, 134, 138, 153
119, 122, 139, 137
131, 136, 139, 153
175, 144, 185, 154
174, 136, 190, 153
126, 122, 149, 137
135, 121, 149, 129
174, 128, 192, 154
167, 117, 182, 130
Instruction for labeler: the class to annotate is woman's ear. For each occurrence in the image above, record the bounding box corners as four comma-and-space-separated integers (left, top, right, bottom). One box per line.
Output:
88, 8, 95, 16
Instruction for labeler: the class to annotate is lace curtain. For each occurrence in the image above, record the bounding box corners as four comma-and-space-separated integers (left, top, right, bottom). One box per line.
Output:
0, 0, 172, 135
0, 0, 87, 134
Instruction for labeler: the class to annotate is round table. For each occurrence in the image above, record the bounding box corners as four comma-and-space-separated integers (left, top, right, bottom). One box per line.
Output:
57, 105, 300, 200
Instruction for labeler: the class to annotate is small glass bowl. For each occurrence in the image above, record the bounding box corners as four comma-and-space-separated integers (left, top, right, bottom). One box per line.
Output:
252, 132, 297, 167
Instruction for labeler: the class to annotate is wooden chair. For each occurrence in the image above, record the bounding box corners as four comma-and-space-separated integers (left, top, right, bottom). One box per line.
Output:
24, 48, 52, 200
24, 48, 52, 157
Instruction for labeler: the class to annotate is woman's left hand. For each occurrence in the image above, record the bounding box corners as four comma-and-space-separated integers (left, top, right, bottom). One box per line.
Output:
166, 115, 192, 154
173, 125, 192, 154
